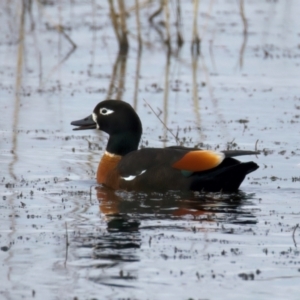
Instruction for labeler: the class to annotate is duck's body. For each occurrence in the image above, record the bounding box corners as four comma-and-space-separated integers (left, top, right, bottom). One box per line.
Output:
71, 100, 259, 192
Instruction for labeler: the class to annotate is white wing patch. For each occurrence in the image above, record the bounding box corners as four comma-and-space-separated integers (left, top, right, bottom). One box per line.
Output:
121, 170, 146, 181
121, 175, 137, 181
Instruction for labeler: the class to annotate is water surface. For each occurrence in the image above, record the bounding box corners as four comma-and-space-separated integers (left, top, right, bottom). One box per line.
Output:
1, 1, 300, 299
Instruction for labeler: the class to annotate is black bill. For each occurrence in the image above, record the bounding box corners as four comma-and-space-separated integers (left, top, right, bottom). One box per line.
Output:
71, 114, 96, 131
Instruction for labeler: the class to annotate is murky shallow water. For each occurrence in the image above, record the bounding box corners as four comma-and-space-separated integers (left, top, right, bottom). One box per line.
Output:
1, 0, 300, 299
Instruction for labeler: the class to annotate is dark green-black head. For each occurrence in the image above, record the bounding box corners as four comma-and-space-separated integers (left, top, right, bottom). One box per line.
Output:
71, 99, 143, 156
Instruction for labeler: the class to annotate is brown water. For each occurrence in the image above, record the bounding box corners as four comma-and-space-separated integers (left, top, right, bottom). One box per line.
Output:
1, 1, 300, 299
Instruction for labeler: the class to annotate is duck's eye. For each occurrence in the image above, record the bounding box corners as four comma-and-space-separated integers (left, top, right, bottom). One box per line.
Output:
100, 108, 114, 115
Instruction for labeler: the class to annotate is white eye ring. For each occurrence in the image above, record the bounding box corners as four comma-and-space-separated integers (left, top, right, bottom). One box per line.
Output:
99, 108, 114, 115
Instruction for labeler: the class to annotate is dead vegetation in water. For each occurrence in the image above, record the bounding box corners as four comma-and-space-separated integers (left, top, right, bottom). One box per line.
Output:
3, 0, 264, 139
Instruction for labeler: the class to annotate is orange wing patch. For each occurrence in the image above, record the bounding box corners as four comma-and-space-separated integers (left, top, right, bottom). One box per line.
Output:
172, 150, 225, 172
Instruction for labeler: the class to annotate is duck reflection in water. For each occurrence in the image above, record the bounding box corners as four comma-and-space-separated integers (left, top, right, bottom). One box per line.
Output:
72, 187, 257, 287
96, 186, 257, 230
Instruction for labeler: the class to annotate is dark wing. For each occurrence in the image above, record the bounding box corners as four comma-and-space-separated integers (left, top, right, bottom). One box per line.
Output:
222, 150, 260, 157
117, 147, 226, 176
168, 146, 260, 157
117, 148, 183, 177
116, 147, 259, 192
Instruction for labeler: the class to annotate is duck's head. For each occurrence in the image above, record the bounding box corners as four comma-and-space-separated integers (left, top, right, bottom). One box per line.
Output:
71, 100, 142, 156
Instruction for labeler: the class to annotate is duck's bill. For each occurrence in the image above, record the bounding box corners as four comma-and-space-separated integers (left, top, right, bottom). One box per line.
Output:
71, 115, 96, 130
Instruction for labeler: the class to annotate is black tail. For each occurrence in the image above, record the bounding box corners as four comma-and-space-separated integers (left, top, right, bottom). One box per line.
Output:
190, 159, 259, 192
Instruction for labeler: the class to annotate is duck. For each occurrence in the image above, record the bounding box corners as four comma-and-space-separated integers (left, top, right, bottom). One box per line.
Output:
71, 100, 259, 192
